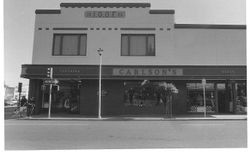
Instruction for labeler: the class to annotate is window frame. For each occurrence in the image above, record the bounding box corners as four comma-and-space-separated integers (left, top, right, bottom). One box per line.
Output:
121, 34, 156, 56
52, 33, 87, 56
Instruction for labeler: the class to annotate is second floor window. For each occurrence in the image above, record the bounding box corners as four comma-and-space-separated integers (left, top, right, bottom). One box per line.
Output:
121, 34, 155, 56
53, 34, 87, 56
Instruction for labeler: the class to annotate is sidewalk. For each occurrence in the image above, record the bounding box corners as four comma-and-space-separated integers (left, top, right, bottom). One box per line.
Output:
19, 113, 247, 121
173, 114, 247, 120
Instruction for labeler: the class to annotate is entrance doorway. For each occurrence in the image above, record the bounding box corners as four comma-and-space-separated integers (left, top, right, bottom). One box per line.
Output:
218, 90, 227, 113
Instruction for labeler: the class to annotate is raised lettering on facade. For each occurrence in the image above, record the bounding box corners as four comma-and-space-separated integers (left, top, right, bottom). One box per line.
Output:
85, 11, 126, 18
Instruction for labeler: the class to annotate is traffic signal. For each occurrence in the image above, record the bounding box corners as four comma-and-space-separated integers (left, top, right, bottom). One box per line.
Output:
47, 67, 53, 78
18, 82, 22, 93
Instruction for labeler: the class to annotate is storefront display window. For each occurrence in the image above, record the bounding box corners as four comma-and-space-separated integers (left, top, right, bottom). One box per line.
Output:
123, 81, 178, 110
123, 81, 158, 107
187, 83, 216, 113
235, 83, 247, 113
41, 80, 80, 114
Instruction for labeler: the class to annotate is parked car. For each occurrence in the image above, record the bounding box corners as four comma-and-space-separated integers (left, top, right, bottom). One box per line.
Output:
4, 99, 18, 106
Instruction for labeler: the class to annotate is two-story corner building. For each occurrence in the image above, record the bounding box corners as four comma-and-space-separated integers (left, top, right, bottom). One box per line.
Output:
21, 3, 247, 117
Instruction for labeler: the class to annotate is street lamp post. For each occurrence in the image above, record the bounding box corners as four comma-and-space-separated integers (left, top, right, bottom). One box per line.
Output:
47, 67, 53, 119
97, 48, 103, 119
202, 78, 206, 117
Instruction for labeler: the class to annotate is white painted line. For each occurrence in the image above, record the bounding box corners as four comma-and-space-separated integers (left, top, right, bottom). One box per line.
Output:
180, 123, 224, 126
5, 123, 89, 126
131, 118, 164, 120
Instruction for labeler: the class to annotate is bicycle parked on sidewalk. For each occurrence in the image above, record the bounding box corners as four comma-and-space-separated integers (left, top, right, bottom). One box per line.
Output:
26, 97, 35, 118
14, 97, 35, 118
14, 106, 27, 118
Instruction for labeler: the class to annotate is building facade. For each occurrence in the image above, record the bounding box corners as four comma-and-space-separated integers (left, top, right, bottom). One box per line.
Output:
21, 3, 247, 117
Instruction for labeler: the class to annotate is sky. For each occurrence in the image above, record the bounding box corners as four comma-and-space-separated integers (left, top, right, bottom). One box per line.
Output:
3, 0, 246, 87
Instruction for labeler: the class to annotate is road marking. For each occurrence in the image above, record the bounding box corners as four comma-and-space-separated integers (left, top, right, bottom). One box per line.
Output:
5, 123, 89, 126
180, 123, 224, 126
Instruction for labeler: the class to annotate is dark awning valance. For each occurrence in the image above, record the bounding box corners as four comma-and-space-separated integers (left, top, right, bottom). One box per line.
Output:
21, 65, 246, 80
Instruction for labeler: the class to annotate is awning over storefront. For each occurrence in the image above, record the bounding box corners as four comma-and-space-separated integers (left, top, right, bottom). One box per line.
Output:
21, 65, 246, 80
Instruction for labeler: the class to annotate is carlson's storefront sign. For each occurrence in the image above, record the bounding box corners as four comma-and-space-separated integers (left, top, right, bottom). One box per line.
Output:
84, 11, 125, 18
113, 68, 183, 76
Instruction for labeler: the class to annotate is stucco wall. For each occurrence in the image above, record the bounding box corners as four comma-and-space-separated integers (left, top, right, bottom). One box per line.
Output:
32, 6, 246, 66
174, 28, 246, 65
32, 6, 174, 65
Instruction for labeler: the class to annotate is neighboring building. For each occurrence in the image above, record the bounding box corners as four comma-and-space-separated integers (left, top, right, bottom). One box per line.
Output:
4, 85, 15, 103
21, 3, 247, 116
4, 83, 29, 106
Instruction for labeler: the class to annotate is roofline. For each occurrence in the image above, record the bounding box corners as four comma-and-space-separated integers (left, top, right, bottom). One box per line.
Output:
149, 10, 175, 14
35, 9, 61, 14
60, 3, 151, 8
174, 24, 246, 29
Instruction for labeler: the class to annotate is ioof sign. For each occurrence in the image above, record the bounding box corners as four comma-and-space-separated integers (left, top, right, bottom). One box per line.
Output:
85, 11, 125, 18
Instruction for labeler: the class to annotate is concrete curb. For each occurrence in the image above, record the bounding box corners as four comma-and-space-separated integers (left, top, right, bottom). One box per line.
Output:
17, 117, 247, 121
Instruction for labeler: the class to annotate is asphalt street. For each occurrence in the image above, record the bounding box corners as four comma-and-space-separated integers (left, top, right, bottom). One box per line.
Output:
5, 119, 247, 150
